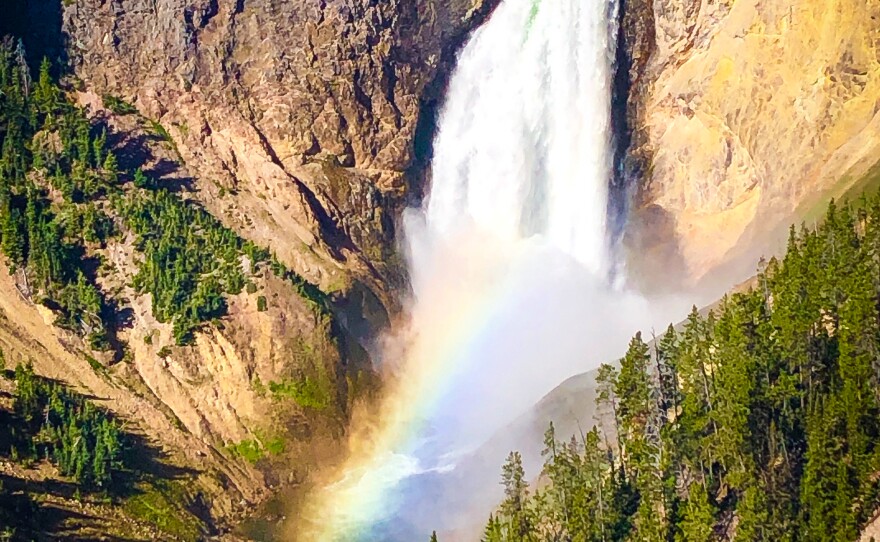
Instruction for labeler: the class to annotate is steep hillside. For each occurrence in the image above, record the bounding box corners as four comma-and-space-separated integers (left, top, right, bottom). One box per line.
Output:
0, 39, 374, 537
454, 282, 759, 537
459, 195, 880, 542
623, 0, 880, 288
0, 1, 503, 537
61, 0, 500, 307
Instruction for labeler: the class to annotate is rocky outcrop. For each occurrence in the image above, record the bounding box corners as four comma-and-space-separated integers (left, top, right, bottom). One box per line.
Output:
62, 0, 499, 302
0, 116, 361, 527
624, 0, 880, 289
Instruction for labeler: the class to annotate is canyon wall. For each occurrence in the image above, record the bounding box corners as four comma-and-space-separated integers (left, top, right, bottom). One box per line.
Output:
625, 0, 880, 288
63, 0, 499, 298
0, 0, 500, 534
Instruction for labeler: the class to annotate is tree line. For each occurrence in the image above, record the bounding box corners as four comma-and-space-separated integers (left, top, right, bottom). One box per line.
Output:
116, 187, 269, 345
9, 361, 126, 489
456, 194, 880, 542
0, 41, 115, 349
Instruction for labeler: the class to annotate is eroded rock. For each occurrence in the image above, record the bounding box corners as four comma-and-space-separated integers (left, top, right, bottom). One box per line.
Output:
626, 0, 880, 288
62, 0, 498, 300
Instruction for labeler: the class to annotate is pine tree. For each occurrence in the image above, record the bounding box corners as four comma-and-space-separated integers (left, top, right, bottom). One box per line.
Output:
32, 57, 58, 120
132, 167, 153, 189
710, 295, 757, 488
677, 483, 715, 542
102, 152, 118, 184
734, 484, 769, 541
500, 451, 534, 541
596, 363, 623, 457
482, 514, 503, 542
614, 333, 668, 540
656, 324, 681, 419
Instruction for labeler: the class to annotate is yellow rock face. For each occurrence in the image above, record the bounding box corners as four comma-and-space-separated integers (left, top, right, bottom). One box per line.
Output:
635, 0, 880, 283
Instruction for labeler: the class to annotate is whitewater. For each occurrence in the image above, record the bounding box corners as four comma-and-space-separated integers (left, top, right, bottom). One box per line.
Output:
297, 0, 680, 539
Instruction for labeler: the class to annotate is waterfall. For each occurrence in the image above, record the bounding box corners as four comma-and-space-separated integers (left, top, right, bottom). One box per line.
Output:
298, 0, 654, 539
428, 0, 618, 276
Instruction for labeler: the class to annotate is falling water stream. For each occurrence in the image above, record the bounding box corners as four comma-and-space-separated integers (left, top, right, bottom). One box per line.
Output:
428, 0, 617, 274
297, 0, 671, 539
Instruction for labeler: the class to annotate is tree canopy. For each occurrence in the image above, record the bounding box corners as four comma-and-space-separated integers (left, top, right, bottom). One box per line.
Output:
467, 194, 880, 541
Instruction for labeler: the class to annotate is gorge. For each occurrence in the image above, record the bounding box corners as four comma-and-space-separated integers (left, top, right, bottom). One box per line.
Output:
300, 0, 691, 539
0, 0, 879, 540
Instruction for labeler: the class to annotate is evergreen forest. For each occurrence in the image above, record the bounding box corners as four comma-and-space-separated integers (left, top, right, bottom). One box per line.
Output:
466, 195, 880, 541
0, 37, 320, 348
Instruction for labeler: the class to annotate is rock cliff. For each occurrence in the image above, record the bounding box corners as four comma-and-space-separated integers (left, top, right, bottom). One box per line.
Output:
0, 0, 501, 535
62, 0, 498, 298
624, 0, 880, 288
0, 99, 361, 534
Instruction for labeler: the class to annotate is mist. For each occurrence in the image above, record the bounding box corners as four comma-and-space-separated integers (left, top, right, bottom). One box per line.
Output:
295, 0, 698, 538
296, 208, 697, 541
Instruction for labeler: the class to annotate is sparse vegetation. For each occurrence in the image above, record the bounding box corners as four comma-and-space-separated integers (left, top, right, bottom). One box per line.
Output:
226, 438, 264, 464
226, 433, 285, 464
122, 480, 204, 542
147, 120, 172, 142
267, 335, 335, 410
252, 374, 267, 397
269, 257, 331, 318
269, 376, 332, 410
102, 95, 138, 116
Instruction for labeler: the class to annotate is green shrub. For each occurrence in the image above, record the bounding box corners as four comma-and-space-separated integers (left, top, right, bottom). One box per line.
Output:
226, 439, 264, 464
102, 95, 138, 116
227, 434, 285, 464
269, 376, 332, 410
123, 480, 203, 541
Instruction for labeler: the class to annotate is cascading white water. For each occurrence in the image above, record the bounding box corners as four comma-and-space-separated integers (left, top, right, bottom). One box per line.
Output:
399, 0, 626, 464
301, 0, 672, 539
428, 0, 618, 276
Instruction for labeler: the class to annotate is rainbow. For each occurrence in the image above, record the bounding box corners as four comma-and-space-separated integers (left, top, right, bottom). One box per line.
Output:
299, 232, 530, 540
296, 0, 623, 535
